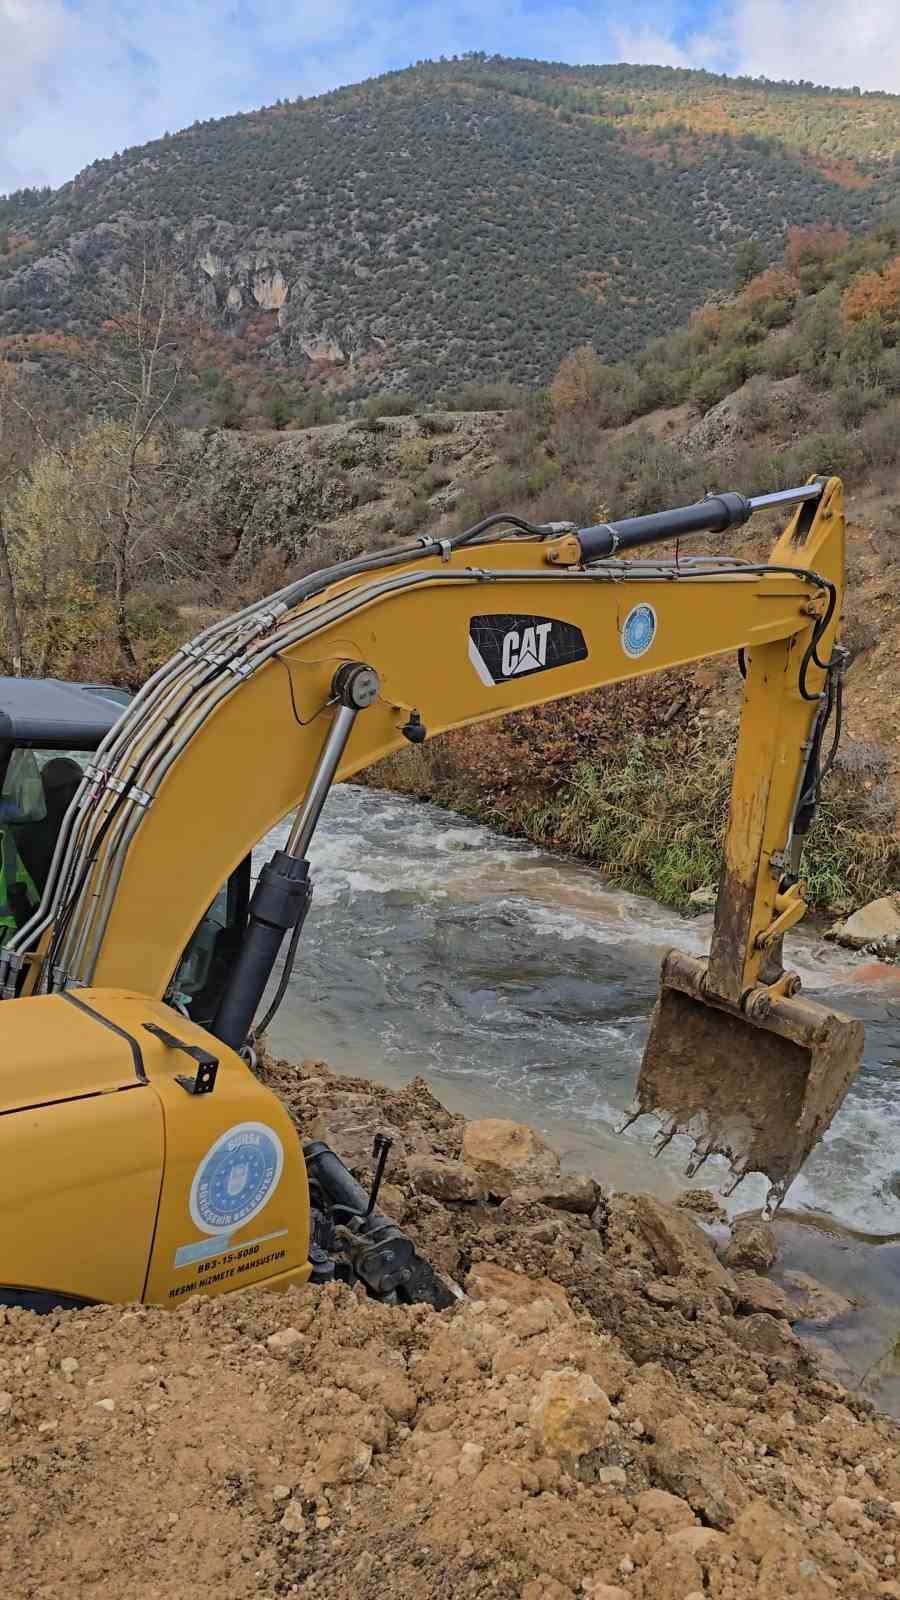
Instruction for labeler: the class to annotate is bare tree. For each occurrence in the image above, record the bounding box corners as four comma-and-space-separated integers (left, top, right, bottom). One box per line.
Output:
85, 246, 184, 674
0, 362, 33, 675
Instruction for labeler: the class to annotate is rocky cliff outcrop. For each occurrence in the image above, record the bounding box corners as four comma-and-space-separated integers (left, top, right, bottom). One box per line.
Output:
170, 410, 500, 576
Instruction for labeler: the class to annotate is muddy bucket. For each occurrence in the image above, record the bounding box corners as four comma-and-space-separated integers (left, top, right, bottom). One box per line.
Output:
628, 949, 864, 1214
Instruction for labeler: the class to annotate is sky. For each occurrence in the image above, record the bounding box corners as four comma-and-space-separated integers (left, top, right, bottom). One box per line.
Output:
3, 0, 900, 195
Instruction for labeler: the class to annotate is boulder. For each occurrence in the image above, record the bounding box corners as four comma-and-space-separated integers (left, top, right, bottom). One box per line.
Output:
650, 1415, 747, 1528
461, 1118, 560, 1198
722, 1220, 778, 1272
732, 1272, 799, 1321
631, 1195, 736, 1295
502, 1173, 599, 1214
731, 1312, 804, 1363
667, 1526, 727, 1556
529, 1367, 611, 1467
466, 1261, 570, 1313
782, 1270, 853, 1327
829, 896, 900, 951
634, 1488, 697, 1529
407, 1153, 483, 1204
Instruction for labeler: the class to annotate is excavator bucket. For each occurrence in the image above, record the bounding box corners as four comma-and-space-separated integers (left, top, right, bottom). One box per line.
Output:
631, 950, 864, 1214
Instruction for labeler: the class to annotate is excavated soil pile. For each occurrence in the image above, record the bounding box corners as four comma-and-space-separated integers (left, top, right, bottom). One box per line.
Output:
2, 1057, 900, 1600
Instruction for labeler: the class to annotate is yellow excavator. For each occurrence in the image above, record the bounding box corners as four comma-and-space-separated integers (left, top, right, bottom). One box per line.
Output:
0, 476, 864, 1312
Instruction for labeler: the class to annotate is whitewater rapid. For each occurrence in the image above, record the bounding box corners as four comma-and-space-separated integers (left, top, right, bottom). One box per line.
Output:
259, 784, 900, 1236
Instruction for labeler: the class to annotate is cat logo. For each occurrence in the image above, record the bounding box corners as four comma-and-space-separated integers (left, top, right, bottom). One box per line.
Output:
501, 621, 553, 677
468, 613, 589, 687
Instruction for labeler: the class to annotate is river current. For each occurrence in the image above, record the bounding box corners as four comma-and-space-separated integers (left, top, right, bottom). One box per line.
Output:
261, 782, 900, 1236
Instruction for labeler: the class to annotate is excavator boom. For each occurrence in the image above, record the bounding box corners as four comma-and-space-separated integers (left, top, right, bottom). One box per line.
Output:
0, 475, 864, 1304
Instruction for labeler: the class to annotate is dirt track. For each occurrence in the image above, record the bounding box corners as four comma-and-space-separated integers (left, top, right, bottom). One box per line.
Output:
2, 1055, 899, 1600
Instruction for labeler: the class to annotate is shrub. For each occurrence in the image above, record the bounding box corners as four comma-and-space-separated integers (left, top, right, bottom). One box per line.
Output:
735, 374, 775, 433
364, 392, 416, 420
444, 380, 524, 411
353, 474, 383, 506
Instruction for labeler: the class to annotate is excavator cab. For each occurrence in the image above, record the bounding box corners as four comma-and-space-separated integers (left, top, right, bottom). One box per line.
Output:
0, 678, 250, 1022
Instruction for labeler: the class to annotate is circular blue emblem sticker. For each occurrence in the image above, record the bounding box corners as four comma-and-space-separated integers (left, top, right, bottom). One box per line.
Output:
189, 1122, 284, 1235
621, 603, 657, 659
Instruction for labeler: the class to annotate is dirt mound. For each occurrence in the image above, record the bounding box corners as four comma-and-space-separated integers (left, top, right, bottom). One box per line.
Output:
2, 1055, 899, 1600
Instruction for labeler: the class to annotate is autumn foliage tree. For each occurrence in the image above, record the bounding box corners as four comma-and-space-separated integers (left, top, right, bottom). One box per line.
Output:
841, 255, 900, 328
785, 222, 849, 273
550, 345, 637, 427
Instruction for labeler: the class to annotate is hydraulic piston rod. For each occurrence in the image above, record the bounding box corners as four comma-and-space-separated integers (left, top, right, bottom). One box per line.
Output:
210, 661, 379, 1051
563, 481, 825, 564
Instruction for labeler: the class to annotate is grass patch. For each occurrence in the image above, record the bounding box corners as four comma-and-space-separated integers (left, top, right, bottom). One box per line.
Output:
366, 729, 899, 915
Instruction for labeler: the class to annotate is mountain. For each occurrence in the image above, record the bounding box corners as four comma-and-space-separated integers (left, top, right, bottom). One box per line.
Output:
1, 58, 897, 402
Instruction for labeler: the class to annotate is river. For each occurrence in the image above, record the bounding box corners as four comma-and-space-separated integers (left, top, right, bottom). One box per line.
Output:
260, 783, 900, 1409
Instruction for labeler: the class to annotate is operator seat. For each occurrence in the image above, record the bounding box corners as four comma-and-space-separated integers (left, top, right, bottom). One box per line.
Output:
21, 758, 83, 892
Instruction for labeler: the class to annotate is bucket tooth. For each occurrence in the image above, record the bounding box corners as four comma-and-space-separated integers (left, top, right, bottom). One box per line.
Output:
632, 949, 864, 1208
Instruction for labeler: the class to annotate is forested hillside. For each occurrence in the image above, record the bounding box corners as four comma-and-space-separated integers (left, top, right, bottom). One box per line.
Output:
0, 58, 894, 405
365, 217, 900, 916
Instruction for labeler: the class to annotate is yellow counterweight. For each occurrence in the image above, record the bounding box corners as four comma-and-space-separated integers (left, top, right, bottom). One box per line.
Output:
0, 989, 311, 1308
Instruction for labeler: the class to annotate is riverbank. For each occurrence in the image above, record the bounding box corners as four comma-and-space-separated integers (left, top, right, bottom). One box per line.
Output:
5, 1052, 900, 1600
259, 1048, 900, 1424
364, 671, 900, 917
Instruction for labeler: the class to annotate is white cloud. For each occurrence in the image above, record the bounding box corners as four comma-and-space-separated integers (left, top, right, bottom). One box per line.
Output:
2, 0, 899, 196
609, 23, 699, 69
615, 0, 900, 89
728, 0, 900, 93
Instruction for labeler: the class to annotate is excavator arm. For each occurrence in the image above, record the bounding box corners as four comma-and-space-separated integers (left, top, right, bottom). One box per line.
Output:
1, 475, 862, 1209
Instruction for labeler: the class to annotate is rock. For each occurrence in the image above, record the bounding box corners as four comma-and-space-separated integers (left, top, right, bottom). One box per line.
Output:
407, 1153, 483, 1204
267, 1327, 303, 1353
688, 885, 718, 909
732, 1271, 799, 1321
502, 1173, 599, 1214
644, 1280, 684, 1308
461, 1118, 560, 1198
597, 1465, 627, 1487
631, 1195, 736, 1295
667, 1526, 727, 1555
317, 1099, 410, 1173
722, 1221, 778, 1272
523, 1581, 575, 1600
826, 1494, 864, 1525
676, 1189, 727, 1223
316, 1433, 373, 1485
731, 1312, 804, 1362
378, 1182, 407, 1221
60, 1357, 79, 1379
830, 896, 900, 951
650, 1415, 747, 1528
458, 1442, 483, 1478
94, 1398, 116, 1413
619, 1370, 684, 1439
0, 1391, 12, 1415
466, 1261, 570, 1312
634, 1488, 697, 1529
783, 1271, 854, 1327
280, 1498, 307, 1536
529, 1368, 611, 1467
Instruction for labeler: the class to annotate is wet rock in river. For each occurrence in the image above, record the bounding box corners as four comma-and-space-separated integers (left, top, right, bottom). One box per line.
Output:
723, 1220, 778, 1272
828, 895, 900, 952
